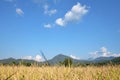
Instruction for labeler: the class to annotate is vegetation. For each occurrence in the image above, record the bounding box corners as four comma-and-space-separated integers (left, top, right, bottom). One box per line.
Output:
0, 65, 120, 80
59, 58, 73, 67
1, 55, 120, 67
0, 57, 120, 79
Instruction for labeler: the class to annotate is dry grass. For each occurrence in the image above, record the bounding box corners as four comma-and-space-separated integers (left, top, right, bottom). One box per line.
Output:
0, 65, 120, 80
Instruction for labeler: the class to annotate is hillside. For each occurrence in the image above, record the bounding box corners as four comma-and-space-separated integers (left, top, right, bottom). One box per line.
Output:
47, 54, 89, 65
93, 56, 116, 62
0, 58, 39, 65
110, 57, 120, 64
0, 54, 120, 66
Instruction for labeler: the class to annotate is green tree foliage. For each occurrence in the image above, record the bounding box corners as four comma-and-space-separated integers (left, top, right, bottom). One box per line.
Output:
12, 61, 18, 65
19, 61, 31, 67
62, 58, 73, 67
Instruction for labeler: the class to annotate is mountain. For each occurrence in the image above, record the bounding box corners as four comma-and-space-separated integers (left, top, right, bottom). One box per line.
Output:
0, 58, 39, 65
48, 54, 70, 64
47, 54, 89, 65
93, 56, 116, 62
48, 54, 78, 64
0, 54, 119, 66
0, 57, 16, 64
93, 56, 120, 65
110, 57, 120, 64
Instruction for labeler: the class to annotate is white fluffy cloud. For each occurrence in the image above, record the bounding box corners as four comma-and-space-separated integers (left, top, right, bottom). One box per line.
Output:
70, 55, 80, 60
56, 18, 64, 26
34, 55, 42, 62
55, 2, 88, 26
44, 24, 52, 28
23, 55, 43, 62
90, 47, 120, 58
44, 4, 57, 16
101, 47, 111, 57
16, 8, 24, 16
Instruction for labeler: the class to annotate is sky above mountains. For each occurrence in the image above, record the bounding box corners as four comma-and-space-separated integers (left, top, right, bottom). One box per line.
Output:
0, 0, 120, 61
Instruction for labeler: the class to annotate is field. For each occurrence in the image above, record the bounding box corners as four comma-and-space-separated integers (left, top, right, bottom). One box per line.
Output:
0, 65, 120, 80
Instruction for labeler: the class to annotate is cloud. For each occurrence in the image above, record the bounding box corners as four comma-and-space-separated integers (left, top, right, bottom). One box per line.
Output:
34, 55, 42, 62
70, 55, 80, 60
16, 8, 24, 16
23, 56, 32, 60
56, 18, 64, 26
44, 24, 52, 28
44, 4, 57, 16
22, 55, 43, 62
90, 47, 120, 58
100, 47, 111, 57
55, 2, 88, 26
49, 9, 57, 15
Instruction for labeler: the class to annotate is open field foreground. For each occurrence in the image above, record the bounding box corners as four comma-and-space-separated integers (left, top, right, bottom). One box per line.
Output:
0, 65, 120, 80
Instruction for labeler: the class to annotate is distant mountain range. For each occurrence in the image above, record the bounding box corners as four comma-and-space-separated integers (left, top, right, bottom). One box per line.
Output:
0, 54, 120, 65
47, 54, 89, 64
92, 56, 116, 62
0, 57, 38, 65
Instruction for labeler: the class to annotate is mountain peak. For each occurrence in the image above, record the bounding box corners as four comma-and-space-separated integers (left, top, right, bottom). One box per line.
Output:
53, 54, 69, 60
55, 54, 67, 57
47, 54, 71, 64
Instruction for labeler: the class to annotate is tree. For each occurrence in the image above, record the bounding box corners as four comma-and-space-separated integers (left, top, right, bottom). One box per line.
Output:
63, 58, 73, 67
11, 61, 18, 66
19, 61, 31, 67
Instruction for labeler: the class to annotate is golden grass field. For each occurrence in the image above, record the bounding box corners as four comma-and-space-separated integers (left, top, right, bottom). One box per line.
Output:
0, 65, 120, 80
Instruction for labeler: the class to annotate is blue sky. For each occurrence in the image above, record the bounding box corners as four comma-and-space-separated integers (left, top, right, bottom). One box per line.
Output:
0, 0, 120, 61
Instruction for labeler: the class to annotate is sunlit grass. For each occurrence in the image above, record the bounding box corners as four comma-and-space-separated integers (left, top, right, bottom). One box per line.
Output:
0, 65, 120, 80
